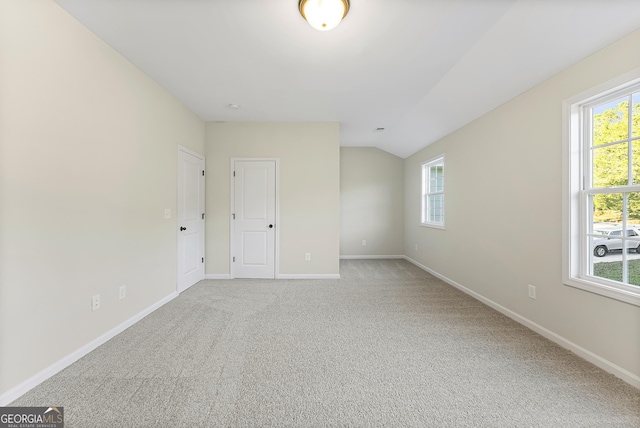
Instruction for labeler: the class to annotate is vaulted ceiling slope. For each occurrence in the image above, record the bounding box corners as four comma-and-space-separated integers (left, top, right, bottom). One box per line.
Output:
54, 0, 640, 158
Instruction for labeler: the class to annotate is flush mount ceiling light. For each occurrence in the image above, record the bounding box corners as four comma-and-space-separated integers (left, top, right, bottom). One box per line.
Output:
299, 0, 350, 31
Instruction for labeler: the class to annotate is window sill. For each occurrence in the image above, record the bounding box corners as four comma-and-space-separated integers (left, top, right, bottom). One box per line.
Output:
421, 222, 445, 230
564, 276, 640, 307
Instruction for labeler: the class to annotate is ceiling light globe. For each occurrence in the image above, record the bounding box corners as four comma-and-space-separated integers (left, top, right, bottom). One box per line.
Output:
299, 0, 350, 31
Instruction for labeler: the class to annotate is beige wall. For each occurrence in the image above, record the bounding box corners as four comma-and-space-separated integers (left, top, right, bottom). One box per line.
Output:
340, 148, 404, 256
205, 122, 340, 276
404, 29, 640, 381
0, 1, 205, 397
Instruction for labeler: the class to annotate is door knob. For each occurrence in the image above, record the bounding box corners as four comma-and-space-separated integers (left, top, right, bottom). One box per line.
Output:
268, 224, 274, 229
180, 226, 187, 231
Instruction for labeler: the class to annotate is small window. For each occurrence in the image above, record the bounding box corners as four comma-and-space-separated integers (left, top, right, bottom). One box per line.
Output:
564, 69, 640, 306
421, 155, 445, 229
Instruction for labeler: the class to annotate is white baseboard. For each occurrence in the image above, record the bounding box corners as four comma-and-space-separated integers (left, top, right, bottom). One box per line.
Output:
276, 274, 341, 279
204, 274, 232, 279
340, 255, 405, 260
205, 273, 340, 280
403, 256, 640, 390
0, 292, 179, 406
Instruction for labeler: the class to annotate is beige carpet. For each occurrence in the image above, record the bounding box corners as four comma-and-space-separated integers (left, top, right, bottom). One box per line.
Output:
11, 259, 640, 427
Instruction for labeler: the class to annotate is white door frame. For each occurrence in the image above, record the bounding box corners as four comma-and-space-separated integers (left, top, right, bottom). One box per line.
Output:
230, 158, 279, 279
177, 145, 205, 292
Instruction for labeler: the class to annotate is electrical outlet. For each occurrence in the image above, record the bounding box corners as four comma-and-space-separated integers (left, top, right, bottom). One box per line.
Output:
92, 294, 101, 311
164, 208, 171, 219
305, 253, 311, 261
119, 285, 126, 300
362, 240, 367, 246
528, 284, 536, 299
415, 244, 418, 251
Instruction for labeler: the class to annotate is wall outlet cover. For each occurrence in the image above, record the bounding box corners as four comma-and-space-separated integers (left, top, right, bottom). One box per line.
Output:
92, 294, 101, 311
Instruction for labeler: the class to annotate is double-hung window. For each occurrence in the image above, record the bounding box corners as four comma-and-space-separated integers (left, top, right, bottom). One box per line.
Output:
564, 69, 640, 306
421, 155, 445, 229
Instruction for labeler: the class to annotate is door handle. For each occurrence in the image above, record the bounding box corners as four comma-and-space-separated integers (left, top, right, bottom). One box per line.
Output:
180, 226, 187, 231
268, 224, 274, 229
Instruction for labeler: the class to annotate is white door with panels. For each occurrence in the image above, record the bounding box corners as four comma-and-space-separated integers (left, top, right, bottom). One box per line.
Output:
177, 147, 205, 292
233, 160, 276, 279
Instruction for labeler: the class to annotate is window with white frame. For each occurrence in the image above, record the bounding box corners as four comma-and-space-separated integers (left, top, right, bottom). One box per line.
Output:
564, 70, 640, 306
421, 155, 445, 228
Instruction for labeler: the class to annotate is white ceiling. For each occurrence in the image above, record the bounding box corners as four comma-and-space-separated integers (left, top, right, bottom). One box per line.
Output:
54, 0, 640, 158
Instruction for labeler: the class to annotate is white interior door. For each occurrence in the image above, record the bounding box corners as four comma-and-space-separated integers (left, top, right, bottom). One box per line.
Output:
233, 160, 276, 279
177, 147, 205, 292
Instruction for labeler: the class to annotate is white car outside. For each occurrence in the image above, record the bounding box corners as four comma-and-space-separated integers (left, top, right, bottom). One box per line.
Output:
592, 226, 640, 257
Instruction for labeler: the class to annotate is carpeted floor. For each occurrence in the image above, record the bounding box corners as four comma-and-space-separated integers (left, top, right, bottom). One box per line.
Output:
11, 259, 640, 427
